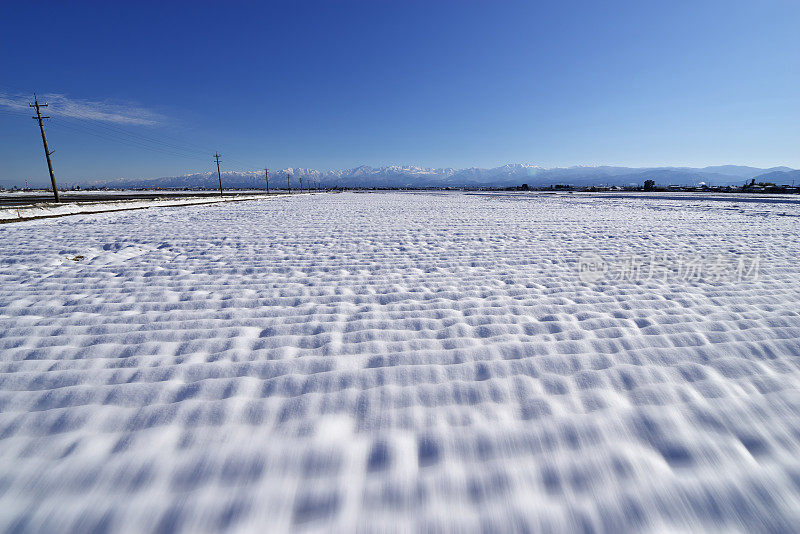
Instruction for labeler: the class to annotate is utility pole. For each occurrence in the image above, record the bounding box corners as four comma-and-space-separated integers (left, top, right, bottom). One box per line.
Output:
214, 153, 223, 197
287, 173, 291, 193
265, 168, 269, 193
300, 176, 303, 193
30, 94, 59, 202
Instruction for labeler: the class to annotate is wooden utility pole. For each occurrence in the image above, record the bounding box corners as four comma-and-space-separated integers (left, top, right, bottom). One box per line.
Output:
30, 94, 59, 202
287, 173, 291, 193
214, 153, 223, 197
299, 176, 303, 193
265, 168, 269, 193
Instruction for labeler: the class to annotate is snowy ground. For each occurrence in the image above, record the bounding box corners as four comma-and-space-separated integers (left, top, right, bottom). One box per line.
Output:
0, 189, 271, 197
2, 191, 800, 532
0, 195, 273, 223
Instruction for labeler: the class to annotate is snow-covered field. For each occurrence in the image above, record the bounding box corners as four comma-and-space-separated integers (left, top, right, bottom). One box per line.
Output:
2, 191, 800, 532
0, 194, 272, 223
0, 189, 270, 197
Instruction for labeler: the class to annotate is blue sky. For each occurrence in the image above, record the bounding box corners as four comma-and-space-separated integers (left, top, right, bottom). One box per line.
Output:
1, 0, 799, 187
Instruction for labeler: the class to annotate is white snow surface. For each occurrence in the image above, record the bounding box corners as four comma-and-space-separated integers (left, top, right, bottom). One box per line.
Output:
2, 191, 800, 532
0, 195, 269, 223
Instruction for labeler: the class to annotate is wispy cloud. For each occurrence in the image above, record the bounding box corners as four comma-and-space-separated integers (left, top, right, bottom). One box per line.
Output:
0, 92, 164, 126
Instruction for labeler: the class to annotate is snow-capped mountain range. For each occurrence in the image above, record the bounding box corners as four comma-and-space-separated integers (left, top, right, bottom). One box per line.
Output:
85, 164, 798, 189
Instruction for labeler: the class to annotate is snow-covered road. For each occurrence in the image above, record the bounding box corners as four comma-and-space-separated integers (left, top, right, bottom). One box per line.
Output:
2, 192, 800, 532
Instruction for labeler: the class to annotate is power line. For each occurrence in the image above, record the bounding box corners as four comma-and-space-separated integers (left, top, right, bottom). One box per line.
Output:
0, 84, 219, 157
5, 89, 279, 186
1, 87, 236, 164
57, 113, 266, 171
8, 105, 266, 172
47, 120, 209, 162
56, 115, 213, 158
53, 117, 269, 174
49, 117, 208, 159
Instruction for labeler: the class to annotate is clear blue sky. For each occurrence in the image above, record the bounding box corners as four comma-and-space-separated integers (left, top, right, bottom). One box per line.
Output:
1, 0, 799, 187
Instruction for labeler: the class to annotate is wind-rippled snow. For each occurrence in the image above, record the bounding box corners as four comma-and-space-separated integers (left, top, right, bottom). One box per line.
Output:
2, 191, 800, 532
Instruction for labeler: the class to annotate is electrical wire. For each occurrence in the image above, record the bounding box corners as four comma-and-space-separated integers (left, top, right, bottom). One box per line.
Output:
1, 87, 272, 174
47, 120, 209, 162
